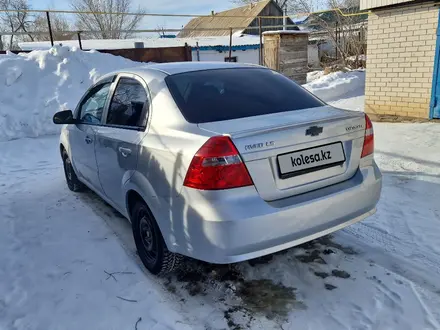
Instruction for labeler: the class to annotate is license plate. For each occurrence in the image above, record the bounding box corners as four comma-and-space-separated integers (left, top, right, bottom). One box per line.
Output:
277, 142, 345, 178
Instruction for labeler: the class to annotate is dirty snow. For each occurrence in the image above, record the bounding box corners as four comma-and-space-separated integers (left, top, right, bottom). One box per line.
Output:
0, 53, 439, 330
0, 46, 137, 142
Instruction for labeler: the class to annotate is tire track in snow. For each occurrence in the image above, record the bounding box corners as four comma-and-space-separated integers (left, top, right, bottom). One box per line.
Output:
339, 224, 440, 295
409, 282, 440, 329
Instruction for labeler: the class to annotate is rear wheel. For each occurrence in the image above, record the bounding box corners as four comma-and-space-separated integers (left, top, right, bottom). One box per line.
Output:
62, 151, 85, 192
131, 201, 182, 275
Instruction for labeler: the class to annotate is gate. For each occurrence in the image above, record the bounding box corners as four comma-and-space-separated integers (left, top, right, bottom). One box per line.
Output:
0, 45, 192, 63
97, 46, 192, 63
430, 9, 440, 119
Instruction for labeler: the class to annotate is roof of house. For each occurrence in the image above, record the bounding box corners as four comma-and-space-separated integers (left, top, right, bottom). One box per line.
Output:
304, 8, 368, 26
178, 0, 283, 38
297, 8, 367, 34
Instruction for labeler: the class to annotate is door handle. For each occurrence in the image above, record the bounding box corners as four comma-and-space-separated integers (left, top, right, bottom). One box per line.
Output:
85, 136, 93, 144
118, 147, 132, 157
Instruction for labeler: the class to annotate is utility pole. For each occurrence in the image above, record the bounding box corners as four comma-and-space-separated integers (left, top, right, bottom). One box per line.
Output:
283, 5, 287, 31
281, 0, 288, 31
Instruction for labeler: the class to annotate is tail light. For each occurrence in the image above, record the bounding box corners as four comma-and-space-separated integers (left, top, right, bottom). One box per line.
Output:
361, 114, 374, 158
183, 136, 253, 190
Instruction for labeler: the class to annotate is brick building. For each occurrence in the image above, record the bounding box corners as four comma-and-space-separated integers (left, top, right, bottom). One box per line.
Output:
361, 0, 440, 119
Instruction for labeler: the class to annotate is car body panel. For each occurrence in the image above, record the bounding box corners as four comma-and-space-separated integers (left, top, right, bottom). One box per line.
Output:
93, 73, 150, 210
165, 163, 382, 262
58, 62, 382, 264
68, 122, 102, 192
94, 126, 143, 211
198, 106, 366, 201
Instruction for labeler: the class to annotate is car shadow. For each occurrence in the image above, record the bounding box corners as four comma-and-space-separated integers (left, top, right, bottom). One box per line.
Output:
76, 178, 361, 328
74, 151, 440, 330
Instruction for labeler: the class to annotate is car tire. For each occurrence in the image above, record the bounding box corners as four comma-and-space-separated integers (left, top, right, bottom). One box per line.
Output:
132, 201, 182, 275
62, 151, 85, 192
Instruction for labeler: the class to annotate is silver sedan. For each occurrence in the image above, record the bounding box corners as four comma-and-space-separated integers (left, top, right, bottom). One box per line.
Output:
53, 62, 382, 275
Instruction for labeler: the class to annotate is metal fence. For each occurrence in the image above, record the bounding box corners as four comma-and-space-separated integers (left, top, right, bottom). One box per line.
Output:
0, 7, 369, 66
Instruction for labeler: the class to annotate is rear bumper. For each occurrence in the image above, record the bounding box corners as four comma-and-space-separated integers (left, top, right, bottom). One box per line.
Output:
171, 162, 382, 264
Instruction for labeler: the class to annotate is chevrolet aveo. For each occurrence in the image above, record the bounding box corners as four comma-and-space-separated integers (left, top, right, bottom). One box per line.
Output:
53, 62, 382, 275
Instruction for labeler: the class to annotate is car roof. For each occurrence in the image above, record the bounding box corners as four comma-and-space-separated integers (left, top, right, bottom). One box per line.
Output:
96, 62, 266, 86
125, 61, 263, 76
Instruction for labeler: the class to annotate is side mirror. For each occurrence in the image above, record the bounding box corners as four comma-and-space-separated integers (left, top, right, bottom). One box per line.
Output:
53, 110, 76, 125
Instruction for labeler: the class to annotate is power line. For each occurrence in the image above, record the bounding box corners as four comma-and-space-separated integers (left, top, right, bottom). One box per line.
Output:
0, 24, 303, 36
0, 7, 370, 18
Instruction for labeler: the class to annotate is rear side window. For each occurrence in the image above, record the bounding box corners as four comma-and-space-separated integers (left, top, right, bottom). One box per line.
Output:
106, 77, 149, 128
165, 68, 324, 123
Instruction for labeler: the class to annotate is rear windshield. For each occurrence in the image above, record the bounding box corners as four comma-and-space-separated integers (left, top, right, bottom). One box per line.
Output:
165, 68, 324, 124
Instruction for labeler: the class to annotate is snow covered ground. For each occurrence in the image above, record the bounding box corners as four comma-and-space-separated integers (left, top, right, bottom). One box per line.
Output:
1, 50, 440, 329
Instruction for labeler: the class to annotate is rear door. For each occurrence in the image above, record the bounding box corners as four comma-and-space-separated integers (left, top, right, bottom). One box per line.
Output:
69, 82, 112, 192
94, 74, 150, 211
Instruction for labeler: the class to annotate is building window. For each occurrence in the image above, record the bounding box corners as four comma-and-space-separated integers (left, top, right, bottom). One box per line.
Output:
224, 56, 237, 62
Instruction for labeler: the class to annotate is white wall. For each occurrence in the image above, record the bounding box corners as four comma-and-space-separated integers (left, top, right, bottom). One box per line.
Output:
308, 44, 319, 68
360, 0, 414, 10
191, 48, 260, 64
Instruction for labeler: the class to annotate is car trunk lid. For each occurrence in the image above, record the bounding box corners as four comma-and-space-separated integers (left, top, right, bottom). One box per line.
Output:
198, 106, 366, 201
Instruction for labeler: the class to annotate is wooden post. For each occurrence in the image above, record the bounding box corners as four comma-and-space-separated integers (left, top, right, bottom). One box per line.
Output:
184, 42, 190, 61
283, 6, 287, 31
77, 32, 83, 50
335, 21, 338, 60
46, 11, 54, 47
259, 17, 263, 65
228, 28, 233, 61
196, 41, 200, 61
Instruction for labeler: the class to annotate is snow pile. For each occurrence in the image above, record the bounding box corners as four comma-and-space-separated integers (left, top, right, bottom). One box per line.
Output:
306, 70, 325, 83
347, 54, 367, 62
304, 70, 365, 102
0, 45, 137, 141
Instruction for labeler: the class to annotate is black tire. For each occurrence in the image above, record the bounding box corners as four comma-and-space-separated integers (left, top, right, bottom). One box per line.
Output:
132, 201, 182, 275
62, 151, 85, 192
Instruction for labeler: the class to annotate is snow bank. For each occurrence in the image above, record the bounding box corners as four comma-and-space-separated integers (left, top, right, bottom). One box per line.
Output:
0, 46, 137, 141
347, 54, 367, 62
306, 70, 325, 83
303, 70, 365, 102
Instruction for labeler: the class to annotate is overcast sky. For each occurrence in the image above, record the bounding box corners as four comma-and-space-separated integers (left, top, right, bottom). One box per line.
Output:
30, 0, 236, 30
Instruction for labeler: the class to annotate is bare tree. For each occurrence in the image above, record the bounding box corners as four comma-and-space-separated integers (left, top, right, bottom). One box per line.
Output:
314, 0, 365, 66
32, 12, 75, 41
70, 0, 145, 39
232, 0, 366, 68
0, 0, 34, 50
